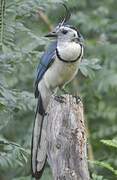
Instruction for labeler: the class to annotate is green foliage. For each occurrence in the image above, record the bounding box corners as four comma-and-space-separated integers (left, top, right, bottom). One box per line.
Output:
90, 139, 117, 179
91, 173, 108, 180
0, 137, 30, 171
0, 0, 117, 179
101, 139, 117, 149
80, 58, 101, 79
90, 160, 117, 176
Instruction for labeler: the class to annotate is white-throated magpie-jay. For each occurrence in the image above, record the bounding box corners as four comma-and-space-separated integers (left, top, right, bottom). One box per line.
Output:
31, 5, 84, 179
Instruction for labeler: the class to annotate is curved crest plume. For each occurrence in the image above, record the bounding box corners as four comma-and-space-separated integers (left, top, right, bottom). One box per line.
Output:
60, 4, 71, 26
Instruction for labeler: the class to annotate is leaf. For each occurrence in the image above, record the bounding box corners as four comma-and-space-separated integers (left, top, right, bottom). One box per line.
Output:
80, 58, 101, 78
80, 65, 89, 77
101, 139, 117, 149
89, 160, 117, 176
91, 173, 108, 180
0, 137, 30, 171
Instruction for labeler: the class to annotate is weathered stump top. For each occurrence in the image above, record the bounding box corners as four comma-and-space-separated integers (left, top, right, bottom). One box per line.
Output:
46, 95, 90, 180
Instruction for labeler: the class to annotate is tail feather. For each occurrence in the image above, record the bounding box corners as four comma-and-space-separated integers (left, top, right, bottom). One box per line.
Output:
31, 95, 47, 179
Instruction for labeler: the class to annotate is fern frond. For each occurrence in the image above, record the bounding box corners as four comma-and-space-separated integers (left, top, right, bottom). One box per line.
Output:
0, 0, 5, 50
101, 139, 117, 149
0, 137, 30, 172
91, 173, 108, 180
89, 160, 117, 176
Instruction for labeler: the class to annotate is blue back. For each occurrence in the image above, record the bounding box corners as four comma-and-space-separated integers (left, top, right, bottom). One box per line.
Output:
35, 41, 57, 97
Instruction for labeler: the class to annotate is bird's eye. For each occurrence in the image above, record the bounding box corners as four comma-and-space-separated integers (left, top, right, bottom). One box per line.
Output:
61, 29, 68, 34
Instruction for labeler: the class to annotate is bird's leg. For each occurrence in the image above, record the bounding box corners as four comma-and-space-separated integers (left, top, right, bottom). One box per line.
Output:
60, 84, 70, 94
53, 87, 66, 103
61, 87, 69, 94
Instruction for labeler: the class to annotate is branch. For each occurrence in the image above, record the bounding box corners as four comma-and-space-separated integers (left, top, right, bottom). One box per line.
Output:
37, 9, 53, 31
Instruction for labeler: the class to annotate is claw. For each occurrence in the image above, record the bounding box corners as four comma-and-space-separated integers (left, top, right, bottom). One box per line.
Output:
54, 96, 66, 103
73, 96, 81, 104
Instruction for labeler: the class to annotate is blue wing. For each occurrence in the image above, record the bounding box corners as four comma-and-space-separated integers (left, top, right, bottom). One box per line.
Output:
35, 41, 57, 97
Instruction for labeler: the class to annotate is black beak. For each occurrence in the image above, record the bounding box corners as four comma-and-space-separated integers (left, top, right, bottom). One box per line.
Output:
45, 31, 57, 37
79, 35, 84, 43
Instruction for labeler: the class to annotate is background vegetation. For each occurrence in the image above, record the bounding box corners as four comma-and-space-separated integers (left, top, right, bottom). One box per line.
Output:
0, 0, 117, 179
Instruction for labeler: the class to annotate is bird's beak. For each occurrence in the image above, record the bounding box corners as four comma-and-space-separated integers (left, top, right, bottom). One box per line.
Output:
74, 35, 84, 44
45, 31, 57, 37
79, 35, 84, 42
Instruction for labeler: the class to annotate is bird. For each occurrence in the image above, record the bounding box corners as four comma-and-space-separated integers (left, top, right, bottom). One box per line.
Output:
31, 4, 84, 179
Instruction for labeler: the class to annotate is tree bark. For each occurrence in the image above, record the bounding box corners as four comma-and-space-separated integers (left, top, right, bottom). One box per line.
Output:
46, 95, 90, 180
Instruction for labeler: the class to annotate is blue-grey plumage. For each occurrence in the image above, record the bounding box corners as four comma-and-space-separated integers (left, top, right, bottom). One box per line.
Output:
31, 24, 84, 179
35, 41, 57, 98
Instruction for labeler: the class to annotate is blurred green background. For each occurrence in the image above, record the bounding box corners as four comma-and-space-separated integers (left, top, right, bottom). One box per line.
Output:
0, 0, 117, 179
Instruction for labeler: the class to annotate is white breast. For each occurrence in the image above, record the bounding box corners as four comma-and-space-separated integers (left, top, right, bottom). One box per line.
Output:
44, 42, 83, 90
58, 42, 82, 61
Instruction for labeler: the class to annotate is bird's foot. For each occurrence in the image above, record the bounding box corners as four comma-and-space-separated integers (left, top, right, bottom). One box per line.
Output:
73, 95, 81, 104
54, 95, 66, 103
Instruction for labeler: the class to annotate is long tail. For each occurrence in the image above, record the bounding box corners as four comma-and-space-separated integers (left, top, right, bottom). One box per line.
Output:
31, 95, 47, 179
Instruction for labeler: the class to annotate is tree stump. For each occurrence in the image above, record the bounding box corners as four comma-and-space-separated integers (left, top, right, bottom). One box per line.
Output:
46, 95, 90, 180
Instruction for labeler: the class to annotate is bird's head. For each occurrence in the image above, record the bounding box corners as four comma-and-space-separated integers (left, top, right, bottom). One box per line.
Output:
45, 4, 83, 44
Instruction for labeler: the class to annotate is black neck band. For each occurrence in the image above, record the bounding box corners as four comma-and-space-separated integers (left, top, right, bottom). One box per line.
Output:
56, 44, 82, 63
